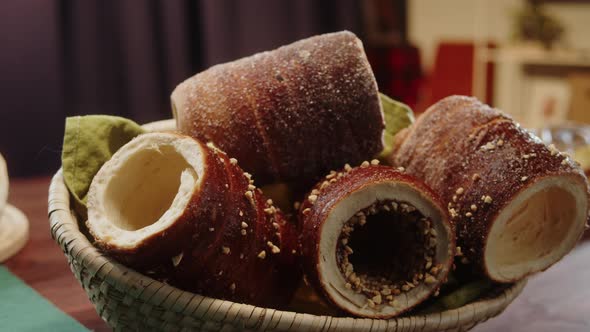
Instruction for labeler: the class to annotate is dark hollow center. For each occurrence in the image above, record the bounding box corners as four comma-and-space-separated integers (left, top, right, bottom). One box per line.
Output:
342, 204, 428, 284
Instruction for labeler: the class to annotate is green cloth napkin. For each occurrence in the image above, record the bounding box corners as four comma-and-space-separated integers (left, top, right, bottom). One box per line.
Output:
377, 93, 415, 160
0, 266, 89, 331
62, 115, 145, 218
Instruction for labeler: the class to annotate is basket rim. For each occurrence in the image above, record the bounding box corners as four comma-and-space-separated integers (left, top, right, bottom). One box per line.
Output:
48, 169, 526, 330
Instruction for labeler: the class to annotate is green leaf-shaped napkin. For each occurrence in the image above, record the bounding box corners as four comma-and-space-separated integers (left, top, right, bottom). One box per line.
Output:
62, 115, 145, 217
377, 93, 415, 160
420, 278, 493, 313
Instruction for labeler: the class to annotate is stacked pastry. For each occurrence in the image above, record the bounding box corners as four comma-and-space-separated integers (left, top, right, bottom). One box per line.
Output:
0, 153, 29, 262
81, 31, 589, 318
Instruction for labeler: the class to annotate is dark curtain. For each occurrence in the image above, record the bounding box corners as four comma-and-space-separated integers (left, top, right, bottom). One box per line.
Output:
0, 0, 360, 177
200, 0, 360, 66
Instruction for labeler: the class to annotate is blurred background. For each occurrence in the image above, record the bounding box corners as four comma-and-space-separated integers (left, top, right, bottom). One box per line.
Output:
1, 0, 590, 177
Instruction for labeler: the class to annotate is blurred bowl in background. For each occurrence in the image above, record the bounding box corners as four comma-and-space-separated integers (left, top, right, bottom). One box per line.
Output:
530, 123, 590, 175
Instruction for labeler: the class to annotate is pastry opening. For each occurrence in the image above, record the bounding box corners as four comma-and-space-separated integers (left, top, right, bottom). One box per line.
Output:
337, 200, 441, 308
485, 178, 586, 281
104, 145, 195, 231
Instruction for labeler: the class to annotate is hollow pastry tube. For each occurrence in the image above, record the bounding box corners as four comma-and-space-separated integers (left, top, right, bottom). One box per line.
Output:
298, 163, 455, 318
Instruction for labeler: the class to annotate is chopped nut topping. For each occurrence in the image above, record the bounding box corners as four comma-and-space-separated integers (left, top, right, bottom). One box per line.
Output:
424, 274, 437, 284
471, 204, 477, 211
561, 158, 568, 165
456, 187, 464, 195
272, 222, 280, 229
229, 158, 238, 165
430, 265, 441, 275
302, 208, 311, 215
548, 144, 559, 156
239, 210, 244, 217
481, 141, 495, 151
243, 172, 252, 180
372, 294, 382, 304
497, 139, 504, 146
449, 208, 458, 218
241, 229, 247, 236
360, 161, 370, 168
244, 191, 253, 199
241, 222, 248, 228
370, 159, 380, 165
257, 250, 267, 259
271, 245, 281, 254
472, 173, 480, 181
397, 166, 405, 172
248, 184, 256, 191
209, 227, 215, 232
266, 199, 273, 205
326, 171, 337, 179
344, 163, 352, 172
320, 181, 330, 190
172, 252, 183, 267
308, 194, 318, 203
221, 246, 231, 255
483, 195, 493, 204
264, 207, 275, 215
293, 201, 301, 210
521, 176, 528, 182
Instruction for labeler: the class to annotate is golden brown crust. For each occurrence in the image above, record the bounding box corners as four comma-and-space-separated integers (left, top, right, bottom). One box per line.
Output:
91, 138, 227, 271
172, 31, 384, 184
170, 146, 300, 306
92, 137, 300, 307
390, 96, 590, 281
298, 165, 455, 317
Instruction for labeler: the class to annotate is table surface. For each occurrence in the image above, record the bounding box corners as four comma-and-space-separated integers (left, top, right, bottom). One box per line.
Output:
4, 176, 590, 332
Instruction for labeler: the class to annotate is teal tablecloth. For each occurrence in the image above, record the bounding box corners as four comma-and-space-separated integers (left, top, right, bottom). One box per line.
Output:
0, 266, 89, 331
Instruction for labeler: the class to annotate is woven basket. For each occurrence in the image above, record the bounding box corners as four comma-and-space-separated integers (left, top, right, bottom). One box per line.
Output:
48, 119, 527, 331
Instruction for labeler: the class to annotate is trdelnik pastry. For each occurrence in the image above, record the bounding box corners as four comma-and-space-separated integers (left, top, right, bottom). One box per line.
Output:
86, 133, 300, 307
298, 163, 455, 318
171, 31, 384, 185
390, 96, 590, 282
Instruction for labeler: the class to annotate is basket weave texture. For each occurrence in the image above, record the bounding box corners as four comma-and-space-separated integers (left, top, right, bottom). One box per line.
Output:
48, 120, 526, 331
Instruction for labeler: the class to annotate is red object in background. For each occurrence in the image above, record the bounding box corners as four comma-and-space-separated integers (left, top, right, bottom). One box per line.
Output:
366, 45, 423, 109
418, 42, 495, 113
